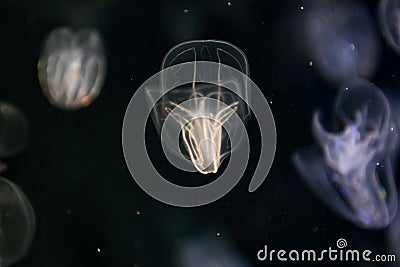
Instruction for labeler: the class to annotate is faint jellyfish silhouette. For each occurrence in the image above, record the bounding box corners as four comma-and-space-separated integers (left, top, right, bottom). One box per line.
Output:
0, 177, 35, 266
176, 232, 250, 267
0, 102, 29, 158
38, 27, 106, 110
303, 0, 380, 84
146, 40, 251, 174
379, 0, 400, 55
293, 79, 398, 229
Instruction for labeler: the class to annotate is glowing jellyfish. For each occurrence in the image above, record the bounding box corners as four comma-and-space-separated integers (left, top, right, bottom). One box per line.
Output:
304, 0, 380, 83
0, 177, 35, 266
146, 40, 251, 174
0, 102, 29, 158
379, 0, 400, 55
293, 79, 398, 229
37, 27, 106, 110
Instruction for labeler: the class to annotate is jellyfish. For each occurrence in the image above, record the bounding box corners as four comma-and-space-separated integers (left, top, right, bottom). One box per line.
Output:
0, 102, 29, 158
0, 177, 35, 266
37, 27, 106, 110
293, 79, 398, 229
146, 40, 251, 174
303, 0, 380, 84
379, 0, 400, 56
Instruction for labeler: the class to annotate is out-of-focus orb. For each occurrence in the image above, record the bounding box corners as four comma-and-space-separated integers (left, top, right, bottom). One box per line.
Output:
0, 177, 35, 267
37, 27, 106, 110
379, 0, 400, 55
304, 0, 380, 84
0, 102, 29, 158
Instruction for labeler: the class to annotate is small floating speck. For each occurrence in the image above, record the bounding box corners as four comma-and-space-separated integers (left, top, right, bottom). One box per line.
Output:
300, 6, 304, 10
184, 9, 189, 14
227, 1, 232, 7
97, 248, 101, 253
308, 60, 313, 67
136, 210, 141, 215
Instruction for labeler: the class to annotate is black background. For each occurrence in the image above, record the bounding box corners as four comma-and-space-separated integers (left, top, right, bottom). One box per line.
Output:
0, 0, 399, 266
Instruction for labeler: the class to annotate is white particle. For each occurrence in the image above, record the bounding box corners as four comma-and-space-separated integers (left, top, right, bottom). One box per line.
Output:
350, 43, 355, 51
391, 127, 394, 131
308, 60, 313, 67
376, 162, 380, 166
184, 9, 189, 14
97, 248, 101, 252
345, 87, 348, 90
300, 6, 304, 10
227, 1, 232, 7
216, 232, 221, 236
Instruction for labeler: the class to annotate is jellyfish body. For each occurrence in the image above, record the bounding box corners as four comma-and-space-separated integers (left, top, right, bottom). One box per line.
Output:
0, 102, 29, 158
293, 79, 398, 229
0, 177, 35, 266
38, 27, 106, 110
146, 40, 250, 174
379, 0, 400, 55
304, 0, 380, 83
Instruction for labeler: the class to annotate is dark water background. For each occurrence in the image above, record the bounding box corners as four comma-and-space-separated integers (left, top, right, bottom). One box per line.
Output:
0, 0, 399, 266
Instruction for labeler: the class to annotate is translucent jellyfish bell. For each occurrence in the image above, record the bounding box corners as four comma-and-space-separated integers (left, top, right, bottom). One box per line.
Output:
293, 79, 398, 229
304, 0, 380, 83
0, 177, 35, 266
379, 0, 400, 55
0, 102, 29, 158
147, 40, 250, 174
313, 79, 395, 174
38, 27, 106, 110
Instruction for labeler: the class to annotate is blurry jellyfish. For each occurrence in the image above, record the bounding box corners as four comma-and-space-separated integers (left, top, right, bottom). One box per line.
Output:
293, 79, 398, 229
176, 233, 250, 267
379, 0, 400, 55
303, 0, 380, 84
0, 177, 35, 266
146, 40, 251, 174
0, 102, 29, 158
38, 27, 106, 110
